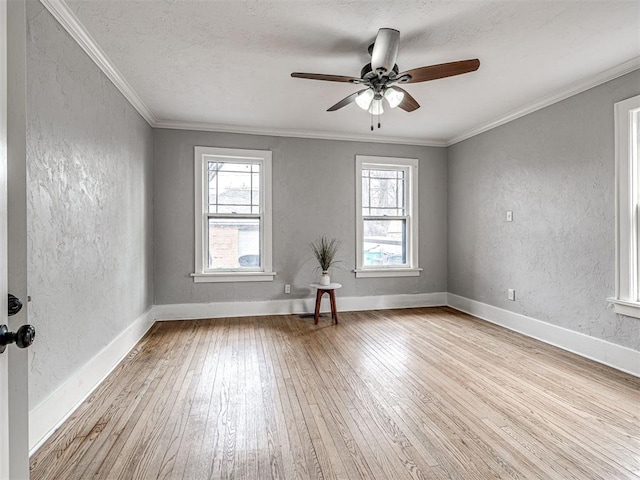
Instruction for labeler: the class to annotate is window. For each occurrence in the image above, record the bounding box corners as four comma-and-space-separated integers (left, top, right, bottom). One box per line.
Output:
609, 95, 640, 317
192, 147, 275, 283
355, 155, 421, 278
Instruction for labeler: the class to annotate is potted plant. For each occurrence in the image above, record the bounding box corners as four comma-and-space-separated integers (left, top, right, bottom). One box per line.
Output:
309, 236, 340, 286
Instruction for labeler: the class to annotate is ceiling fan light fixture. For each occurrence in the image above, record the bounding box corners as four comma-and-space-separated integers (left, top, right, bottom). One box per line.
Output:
291, 29, 481, 126
384, 87, 404, 108
355, 89, 375, 110
368, 98, 384, 115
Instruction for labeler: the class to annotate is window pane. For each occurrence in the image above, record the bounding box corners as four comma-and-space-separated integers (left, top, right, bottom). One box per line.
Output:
367, 208, 404, 216
216, 205, 253, 214
362, 168, 405, 215
369, 169, 397, 178
207, 161, 218, 210
207, 161, 260, 214
208, 217, 260, 269
251, 172, 260, 208
363, 219, 406, 266
362, 176, 370, 209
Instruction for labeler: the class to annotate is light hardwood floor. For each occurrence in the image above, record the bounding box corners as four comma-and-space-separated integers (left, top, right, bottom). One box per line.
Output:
30, 307, 640, 479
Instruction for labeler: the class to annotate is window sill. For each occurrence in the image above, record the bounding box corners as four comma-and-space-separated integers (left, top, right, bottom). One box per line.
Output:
607, 298, 640, 319
191, 272, 277, 283
353, 268, 422, 278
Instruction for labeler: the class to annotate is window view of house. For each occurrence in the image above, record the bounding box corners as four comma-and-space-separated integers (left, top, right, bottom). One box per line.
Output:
207, 161, 261, 269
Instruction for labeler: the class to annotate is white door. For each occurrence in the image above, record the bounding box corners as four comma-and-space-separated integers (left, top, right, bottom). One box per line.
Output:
2, 0, 31, 477
0, 0, 9, 474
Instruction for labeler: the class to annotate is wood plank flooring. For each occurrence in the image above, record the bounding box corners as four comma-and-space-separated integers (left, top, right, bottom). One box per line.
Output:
30, 307, 640, 479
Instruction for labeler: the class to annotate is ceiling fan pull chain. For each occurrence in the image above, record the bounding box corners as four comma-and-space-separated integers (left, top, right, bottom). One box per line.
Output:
370, 113, 374, 131
378, 113, 381, 129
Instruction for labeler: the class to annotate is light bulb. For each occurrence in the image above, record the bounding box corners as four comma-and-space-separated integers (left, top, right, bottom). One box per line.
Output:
384, 87, 404, 108
368, 98, 384, 115
355, 89, 374, 110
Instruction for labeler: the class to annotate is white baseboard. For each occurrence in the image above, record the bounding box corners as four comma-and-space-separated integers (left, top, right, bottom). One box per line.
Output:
447, 293, 640, 377
153, 292, 448, 321
29, 307, 156, 455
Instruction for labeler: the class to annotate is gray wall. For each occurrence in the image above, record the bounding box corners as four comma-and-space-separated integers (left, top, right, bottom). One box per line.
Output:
153, 130, 448, 304
448, 70, 640, 350
22, 0, 638, 413
26, 1, 154, 408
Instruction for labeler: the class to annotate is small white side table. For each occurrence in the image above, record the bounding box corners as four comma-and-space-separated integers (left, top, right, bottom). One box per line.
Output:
309, 283, 342, 325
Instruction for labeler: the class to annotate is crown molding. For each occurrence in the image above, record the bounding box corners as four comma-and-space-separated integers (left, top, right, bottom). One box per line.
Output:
446, 56, 640, 146
40, 0, 444, 148
153, 120, 448, 147
39, 0, 640, 149
39, 0, 157, 125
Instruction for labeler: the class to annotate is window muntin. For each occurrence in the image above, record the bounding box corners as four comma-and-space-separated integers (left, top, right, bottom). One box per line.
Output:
193, 147, 274, 282
207, 161, 260, 214
362, 168, 406, 216
355, 156, 420, 277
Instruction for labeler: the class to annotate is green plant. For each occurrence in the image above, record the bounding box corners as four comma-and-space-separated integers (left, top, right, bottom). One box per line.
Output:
309, 236, 341, 272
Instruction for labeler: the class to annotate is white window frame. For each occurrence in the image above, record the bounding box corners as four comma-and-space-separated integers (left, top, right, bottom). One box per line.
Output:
191, 146, 275, 283
608, 95, 640, 318
354, 155, 421, 278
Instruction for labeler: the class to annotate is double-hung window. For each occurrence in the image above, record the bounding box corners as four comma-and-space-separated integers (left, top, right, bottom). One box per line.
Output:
355, 155, 421, 278
609, 95, 640, 317
192, 147, 275, 283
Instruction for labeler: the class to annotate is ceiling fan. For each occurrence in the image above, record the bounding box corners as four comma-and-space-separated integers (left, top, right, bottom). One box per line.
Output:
291, 28, 480, 129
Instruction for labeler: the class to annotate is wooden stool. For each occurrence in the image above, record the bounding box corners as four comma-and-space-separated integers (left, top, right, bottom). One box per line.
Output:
310, 283, 342, 325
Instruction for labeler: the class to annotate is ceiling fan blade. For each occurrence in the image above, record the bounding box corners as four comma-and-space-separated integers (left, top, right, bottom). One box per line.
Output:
327, 89, 368, 111
393, 87, 420, 112
398, 59, 480, 83
371, 28, 400, 75
291, 72, 360, 83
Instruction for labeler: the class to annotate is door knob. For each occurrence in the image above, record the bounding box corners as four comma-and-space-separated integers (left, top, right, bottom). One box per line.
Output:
0, 324, 35, 354
8, 294, 22, 316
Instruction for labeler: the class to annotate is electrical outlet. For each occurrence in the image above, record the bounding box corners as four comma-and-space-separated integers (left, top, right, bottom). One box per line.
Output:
284, 284, 291, 294
506, 211, 513, 222
508, 289, 515, 301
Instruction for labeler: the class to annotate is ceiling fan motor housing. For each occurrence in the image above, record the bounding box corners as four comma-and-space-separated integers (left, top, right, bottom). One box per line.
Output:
371, 28, 400, 75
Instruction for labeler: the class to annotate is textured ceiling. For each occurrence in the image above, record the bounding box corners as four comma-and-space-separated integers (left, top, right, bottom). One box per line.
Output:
63, 0, 640, 145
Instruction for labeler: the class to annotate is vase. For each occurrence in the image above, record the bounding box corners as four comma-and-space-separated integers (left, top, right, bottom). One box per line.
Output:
320, 271, 330, 286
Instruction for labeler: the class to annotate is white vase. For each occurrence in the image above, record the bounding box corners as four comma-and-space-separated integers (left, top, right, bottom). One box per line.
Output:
320, 271, 330, 286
